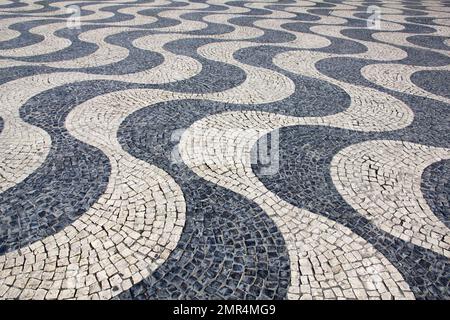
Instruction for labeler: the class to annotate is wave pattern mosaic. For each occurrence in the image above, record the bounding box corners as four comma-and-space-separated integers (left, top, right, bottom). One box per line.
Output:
0, 0, 449, 300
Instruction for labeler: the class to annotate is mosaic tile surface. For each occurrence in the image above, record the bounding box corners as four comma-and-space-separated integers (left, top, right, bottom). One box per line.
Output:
0, 0, 449, 300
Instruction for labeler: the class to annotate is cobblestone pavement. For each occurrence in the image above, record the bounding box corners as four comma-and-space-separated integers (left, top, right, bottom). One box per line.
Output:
0, 0, 449, 300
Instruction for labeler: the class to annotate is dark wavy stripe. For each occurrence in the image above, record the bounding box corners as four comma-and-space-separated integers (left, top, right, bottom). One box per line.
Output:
180, 11, 236, 36
228, 16, 296, 43
245, 46, 450, 299
115, 39, 364, 298
233, 45, 351, 117
83, 4, 136, 24
266, 5, 321, 21
0, 65, 53, 85
10, 25, 101, 63
159, 37, 247, 93
0, 19, 55, 50
0, 0, 448, 301
422, 159, 450, 229
117, 99, 290, 300
410, 70, 450, 99
0, 0, 27, 9
339, 29, 450, 67
188, 0, 229, 12
37, 0, 98, 17
281, 21, 369, 54
4, 0, 60, 14
406, 16, 441, 25
314, 56, 448, 121
406, 35, 450, 51
134, 7, 182, 28
315, 57, 450, 147
0, 29, 164, 75
355, 8, 429, 18
225, 1, 273, 16
148, 0, 189, 8
0, 80, 149, 255
253, 126, 450, 299
80, 29, 163, 75
310, 1, 336, 8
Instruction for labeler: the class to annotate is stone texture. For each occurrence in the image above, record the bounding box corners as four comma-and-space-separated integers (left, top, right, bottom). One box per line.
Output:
0, 0, 449, 300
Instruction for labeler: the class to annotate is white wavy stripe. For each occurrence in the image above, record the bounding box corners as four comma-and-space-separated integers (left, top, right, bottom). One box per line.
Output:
331, 140, 450, 257
178, 110, 414, 300
0, 89, 188, 300
0, 47, 302, 296
273, 50, 414, 131
372, 32, 450, 58
0, 47, 201, 192
361, 63, 450, 104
